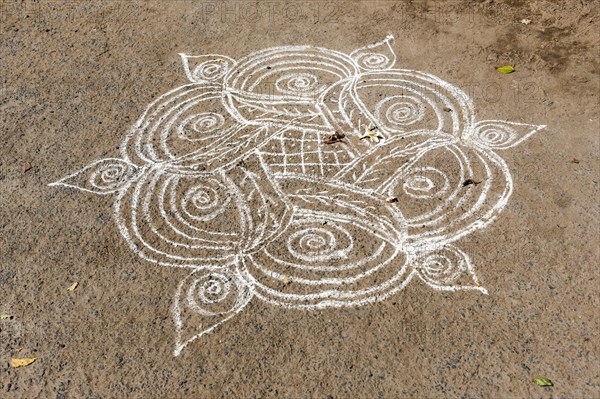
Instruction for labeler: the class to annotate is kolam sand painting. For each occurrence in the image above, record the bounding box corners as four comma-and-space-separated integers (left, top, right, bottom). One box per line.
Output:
50, 35, 545, 356
3, 1, 600, 397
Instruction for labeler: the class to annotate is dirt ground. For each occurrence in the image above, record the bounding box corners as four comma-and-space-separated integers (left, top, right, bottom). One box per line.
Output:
1, 0, 599, 398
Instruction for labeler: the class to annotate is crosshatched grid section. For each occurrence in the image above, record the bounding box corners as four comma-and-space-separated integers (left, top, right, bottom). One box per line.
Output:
257, 128, 358, 178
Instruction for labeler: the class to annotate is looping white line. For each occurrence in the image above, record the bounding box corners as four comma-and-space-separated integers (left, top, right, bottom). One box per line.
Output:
49, 36, 544, 355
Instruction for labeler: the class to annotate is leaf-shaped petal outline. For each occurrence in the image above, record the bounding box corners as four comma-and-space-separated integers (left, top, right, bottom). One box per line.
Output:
180, 53, 237, 83
49, 158, 140, 195
172, 265, 254, 356
350, 34, 396, 71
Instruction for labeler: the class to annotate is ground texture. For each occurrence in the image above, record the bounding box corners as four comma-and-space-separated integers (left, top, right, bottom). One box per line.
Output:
1, 1, 599, 398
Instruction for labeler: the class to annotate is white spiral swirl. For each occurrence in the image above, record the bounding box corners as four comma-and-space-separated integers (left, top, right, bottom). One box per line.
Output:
177, 112, 225, 140
193, 60, 229, 81
475, 122, 518, 147
376, 95, 426, 128
275, 73, 320, 96
355, 52, 391, 70
287, 224, 353, 264
89, 162, 136, 191
395, 167, 450, 200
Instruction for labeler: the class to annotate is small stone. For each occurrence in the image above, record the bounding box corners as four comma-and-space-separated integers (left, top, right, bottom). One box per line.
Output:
22, 162, 32, 172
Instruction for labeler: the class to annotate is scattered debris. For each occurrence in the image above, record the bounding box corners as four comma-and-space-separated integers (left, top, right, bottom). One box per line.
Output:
496, 65, 515, 74
443, 107, 452, 112
462, 179, 482, 187
22, 162, 32, 173
323, 131, 345, 144
520, 18, 532, 25
67, 282, 78, 291
369, 126, 379, 131
11, 358, 36, 368
386, 197, 399, 203
0, 314, 13, 320
533, 376, 553, 387
570, 157, 580, 164
360, 133, 384, 143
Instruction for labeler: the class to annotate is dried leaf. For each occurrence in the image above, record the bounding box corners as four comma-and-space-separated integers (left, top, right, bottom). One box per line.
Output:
323, 131, 345, 145
462, 179, 482, 187
11, 358, 36, 368
67, 282, 78, 291
283, 276, 292, 286
22, 162, 32, 173
359, 133, 383, 143
0, 314, 13, 319
497, 65, 515, 74
533, 376, 553, 387
570, 157, 580, 164
386, 197, 398, 203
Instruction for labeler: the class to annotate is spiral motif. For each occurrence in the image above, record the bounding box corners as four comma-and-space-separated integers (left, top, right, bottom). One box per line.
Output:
240, 175, 410, 308
222, 46, 359, 130
347, 71, 474, 138
114, 167, 242, 267
88, 160, 138, 192
287, 222, 354, 266
376, 95, 426, 128
355, 52, 391, 70
474, 122, 517, 147
226, 46, 357, 98
192, 60, 229, 81
275, 73, 320, 96
420, 253, 461, 282
177, 112, 225, 140
415, 245, 482, 290
187, 272, 233, 315
397, 167, 450, 200
123, 84, 244, 166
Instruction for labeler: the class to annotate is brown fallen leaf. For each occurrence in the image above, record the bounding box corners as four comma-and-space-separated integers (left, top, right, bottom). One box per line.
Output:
462, 179, 482, 187
11, 358, 36, 368
67, 282, 78, 291
22, 162, 32, 173
570, 157, 580, 164
323, 131, 346, 145
386, 197, 399, 203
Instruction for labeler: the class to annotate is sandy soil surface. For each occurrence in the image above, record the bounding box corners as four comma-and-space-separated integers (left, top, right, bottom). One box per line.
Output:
1, 1, 599, 398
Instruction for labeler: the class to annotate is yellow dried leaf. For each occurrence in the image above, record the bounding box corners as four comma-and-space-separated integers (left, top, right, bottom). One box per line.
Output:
497, 65, 515, 74
0, 314, 13, 319
533, 376, 553, 387
11, 358, 36, 368
67, 282, 78, 291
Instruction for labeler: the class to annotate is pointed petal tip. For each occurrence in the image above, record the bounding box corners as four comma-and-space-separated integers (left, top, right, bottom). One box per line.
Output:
173, 342, 185, 357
